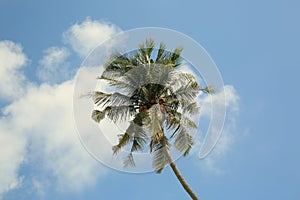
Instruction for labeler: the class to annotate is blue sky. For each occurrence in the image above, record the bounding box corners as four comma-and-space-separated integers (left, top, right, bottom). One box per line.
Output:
0, 0, 299, 200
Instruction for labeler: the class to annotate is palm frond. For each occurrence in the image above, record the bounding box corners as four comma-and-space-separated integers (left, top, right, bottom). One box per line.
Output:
105, 105, 136, 123
113, 121, 148, 167
145, 38, 155, 57
166, 111, 197, 138
92, 91, 133, 107
152, 136, 170, 173
112, 132, 131, 154
131, 134, 147, 152
150, 130, 165, 153
104, 52, 134, 74
173, 127, 194, 156
181, 102, 200, 115
171, 47, 183, 67
99, 75, 136, 93
151, 64, 175, 86
163, 97, 180, 112
138, 38, 155, 64
122, 64, 150, 89
155, 42, 166, 62
181, 115, 198, 130
201, 85, 215, 94
170, 72, 197, 88
124, 152, 135, 167
112, 121, 147, 154
173, 81, 200, 103
91, 110, 105, 123
165, 113, 180, 131
148, 104, 164, 138
92, 105, 136, 123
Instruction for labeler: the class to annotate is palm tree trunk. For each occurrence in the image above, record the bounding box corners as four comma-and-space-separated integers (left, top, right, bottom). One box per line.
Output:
162, 137, 200, 200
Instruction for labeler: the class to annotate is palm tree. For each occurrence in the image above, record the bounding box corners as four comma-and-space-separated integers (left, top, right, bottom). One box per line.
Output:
91, 39, 213, 200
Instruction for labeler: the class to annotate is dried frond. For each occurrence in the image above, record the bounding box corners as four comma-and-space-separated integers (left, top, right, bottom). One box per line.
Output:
91, 110, 105, 123
112, 132, 131, 155
201, 85, 215, 94
152, 136, 170, 173
124, 152, 135, 167
173, 127, 194, 156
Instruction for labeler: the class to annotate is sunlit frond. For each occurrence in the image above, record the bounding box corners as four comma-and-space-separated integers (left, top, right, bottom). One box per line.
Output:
171, 47, 183, 67
165, 113, 180, 131
169, 72, 196, 88
92, 91, 133, 107
99, 75, 136, 93
104, 105, 136, 123
103, 52, 134, 74
138, 38, 155, 64
92, 105, 136, 123
173, 81, 200, 103
155, 42, 166, 62
181, 101, 200, 115
181, 115, 198, 130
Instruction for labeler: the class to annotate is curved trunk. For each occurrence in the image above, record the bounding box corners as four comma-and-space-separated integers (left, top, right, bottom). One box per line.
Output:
162, 137, 200, 200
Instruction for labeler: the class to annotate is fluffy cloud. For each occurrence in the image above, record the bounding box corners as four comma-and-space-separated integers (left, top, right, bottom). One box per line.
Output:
0, 81, 105, 200
37, 47, 71, 84
63, 18, 121, 57
0, 41, 28, 100
196, 85, 239, 174
0, 18, 121, 198
1, 80, 106, 193
0, 121, 26, 198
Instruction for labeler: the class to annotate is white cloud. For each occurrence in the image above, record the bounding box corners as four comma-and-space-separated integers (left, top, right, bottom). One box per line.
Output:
0, 121, 26, 198
199, 85, 239, 117
0, 18, 123, 197
0, 38, 111, 197
196, 85, 239, 174
2, 80, 106, 193
63, 18, 121, 57
37, 47, 71, 84
31, 178, 45, 197
0, 41, 28, 100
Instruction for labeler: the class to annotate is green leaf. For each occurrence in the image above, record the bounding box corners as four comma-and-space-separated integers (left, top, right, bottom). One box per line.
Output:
171, 47, 183, 64
156, 42, 166, 62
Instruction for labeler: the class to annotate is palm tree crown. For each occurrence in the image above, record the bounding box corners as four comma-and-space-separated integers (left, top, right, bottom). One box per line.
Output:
91, 38, 213, 199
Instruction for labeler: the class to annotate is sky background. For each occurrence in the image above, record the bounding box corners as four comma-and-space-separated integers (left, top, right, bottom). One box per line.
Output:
0, 0, 299, 200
